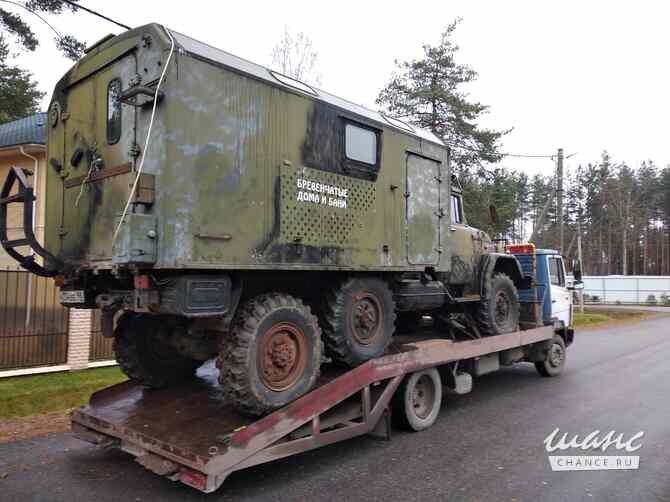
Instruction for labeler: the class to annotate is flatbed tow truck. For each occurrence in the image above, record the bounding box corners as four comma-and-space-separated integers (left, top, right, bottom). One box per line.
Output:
71, 323, 563, 493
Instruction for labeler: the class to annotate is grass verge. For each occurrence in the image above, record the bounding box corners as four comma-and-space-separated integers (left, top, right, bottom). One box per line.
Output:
573, 308, 660, 329
0, 366, 126, 420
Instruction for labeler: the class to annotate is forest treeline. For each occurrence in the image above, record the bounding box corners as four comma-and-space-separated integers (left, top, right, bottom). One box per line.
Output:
462, 151, 670, 276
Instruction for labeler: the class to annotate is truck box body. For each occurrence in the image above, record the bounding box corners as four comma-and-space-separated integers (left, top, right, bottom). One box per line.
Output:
43, 24, 460, 275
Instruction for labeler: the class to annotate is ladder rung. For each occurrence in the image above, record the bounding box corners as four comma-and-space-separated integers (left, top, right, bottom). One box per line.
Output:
2, 238, 30, 248
0, 193, 26, 204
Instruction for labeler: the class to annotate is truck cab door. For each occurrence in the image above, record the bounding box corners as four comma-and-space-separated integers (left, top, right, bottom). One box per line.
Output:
548, 255, 572, 327
406, 153, 441, 265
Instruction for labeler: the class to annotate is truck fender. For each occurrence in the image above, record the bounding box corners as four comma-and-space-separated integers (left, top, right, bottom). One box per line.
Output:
476, 253, 532, 296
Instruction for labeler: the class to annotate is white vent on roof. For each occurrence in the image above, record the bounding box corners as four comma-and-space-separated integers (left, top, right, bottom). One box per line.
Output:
269, 71, 317, 96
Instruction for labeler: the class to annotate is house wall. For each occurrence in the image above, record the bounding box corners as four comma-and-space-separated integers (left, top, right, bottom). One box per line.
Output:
0, 147, 47, 270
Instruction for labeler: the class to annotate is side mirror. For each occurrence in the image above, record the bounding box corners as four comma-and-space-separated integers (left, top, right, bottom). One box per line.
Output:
572, 258, 583, 283
488, 204, 498, 227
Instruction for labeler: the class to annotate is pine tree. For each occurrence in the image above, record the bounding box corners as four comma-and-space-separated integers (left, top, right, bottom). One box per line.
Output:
0, 35, 44, 124
376, 18, 509, 173
0, 0, 85, 60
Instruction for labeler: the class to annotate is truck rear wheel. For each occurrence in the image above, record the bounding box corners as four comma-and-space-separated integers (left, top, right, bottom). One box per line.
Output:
217, 293, 322, 416
535, 335, 566, 377
113, 313, 201, 388
321, 276, 396, 366
393, 368, 443, 431
476, 272, 520, 336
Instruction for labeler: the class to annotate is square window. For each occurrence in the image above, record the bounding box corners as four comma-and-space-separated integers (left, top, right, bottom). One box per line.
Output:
345, 123, 377, 165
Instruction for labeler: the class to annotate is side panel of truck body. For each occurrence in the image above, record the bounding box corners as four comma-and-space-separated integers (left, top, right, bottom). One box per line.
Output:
43, 25, 456, 275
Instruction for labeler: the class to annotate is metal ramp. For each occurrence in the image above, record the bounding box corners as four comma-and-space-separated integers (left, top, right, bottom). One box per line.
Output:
71, 326, 554, 493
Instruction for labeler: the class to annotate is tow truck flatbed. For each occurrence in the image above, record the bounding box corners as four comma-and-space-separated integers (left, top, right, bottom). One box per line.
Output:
71, 325, 556, 493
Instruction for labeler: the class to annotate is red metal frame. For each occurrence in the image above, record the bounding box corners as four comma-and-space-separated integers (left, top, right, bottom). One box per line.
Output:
71, 325, 555, 493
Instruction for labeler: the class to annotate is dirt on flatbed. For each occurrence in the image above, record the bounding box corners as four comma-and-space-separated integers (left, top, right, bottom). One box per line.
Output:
0, 410, 70, 444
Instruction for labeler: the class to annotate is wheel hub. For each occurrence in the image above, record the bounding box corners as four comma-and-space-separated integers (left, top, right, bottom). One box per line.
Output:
411, 374, 436, 419
549, 342, 565, 368
494, 291, 510, 325
351, 293, 383, 345
259, 322, 307, 391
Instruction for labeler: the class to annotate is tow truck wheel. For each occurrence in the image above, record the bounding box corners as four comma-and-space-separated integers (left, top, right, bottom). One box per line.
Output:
218, 293, 322, 416
393, 368, 443, 431
321, 276, 396, 366
392, 368, 442, 432
113, 313, 201, 388
476, 272, 520, 336
535, 335, 566, 377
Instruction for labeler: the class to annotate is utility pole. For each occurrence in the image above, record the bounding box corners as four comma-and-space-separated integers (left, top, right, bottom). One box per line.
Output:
577, 220, 585, 313
557, 148, 564, 254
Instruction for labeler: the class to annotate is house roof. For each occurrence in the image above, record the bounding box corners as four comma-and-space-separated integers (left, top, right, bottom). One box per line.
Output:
0, 113, 48, 149
171, 30, 444, 146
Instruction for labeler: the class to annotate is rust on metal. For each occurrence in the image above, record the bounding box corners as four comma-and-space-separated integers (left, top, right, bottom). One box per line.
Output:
70, 325, 555, 493
63, 163, 131, 188
350, 291, 383, 345
258, 322, 308, 391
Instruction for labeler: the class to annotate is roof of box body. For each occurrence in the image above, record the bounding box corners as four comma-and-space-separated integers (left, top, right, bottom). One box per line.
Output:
0, 113, 47, 149
170, 30, 444, 147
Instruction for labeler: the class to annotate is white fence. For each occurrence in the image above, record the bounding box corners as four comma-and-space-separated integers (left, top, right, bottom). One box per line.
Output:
581, 276, 670, 305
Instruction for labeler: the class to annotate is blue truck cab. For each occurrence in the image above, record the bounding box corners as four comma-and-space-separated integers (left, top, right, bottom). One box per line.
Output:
508, 244, 577, 346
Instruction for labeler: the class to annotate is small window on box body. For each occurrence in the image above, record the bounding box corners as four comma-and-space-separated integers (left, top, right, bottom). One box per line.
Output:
451, 194, 463, 224
345, 123, 377, 165
107, 78, 122, 144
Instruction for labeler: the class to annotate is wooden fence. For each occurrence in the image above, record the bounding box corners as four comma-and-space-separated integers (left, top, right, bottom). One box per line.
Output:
90, 309, 114, 361
0, 269, 69, 370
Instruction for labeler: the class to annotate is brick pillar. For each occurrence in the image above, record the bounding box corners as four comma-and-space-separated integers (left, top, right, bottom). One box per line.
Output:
67, 308, 93, 370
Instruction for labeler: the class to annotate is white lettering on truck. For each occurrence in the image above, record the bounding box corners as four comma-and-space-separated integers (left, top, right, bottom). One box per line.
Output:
296, 178, 348, 209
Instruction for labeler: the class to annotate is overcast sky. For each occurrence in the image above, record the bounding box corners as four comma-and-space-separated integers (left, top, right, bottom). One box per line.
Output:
7, 0, 670, 177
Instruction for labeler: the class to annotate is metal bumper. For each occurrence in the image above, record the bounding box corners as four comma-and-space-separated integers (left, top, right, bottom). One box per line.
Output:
0, 166, 62, 277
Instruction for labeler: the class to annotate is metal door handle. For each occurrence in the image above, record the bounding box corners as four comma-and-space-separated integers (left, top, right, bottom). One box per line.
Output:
450, 226, 456, 232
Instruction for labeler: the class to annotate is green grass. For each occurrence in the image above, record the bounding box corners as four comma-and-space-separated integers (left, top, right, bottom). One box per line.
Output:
573, 308, 654, 328
573, 312, 612, 327
0, 366, 126, 420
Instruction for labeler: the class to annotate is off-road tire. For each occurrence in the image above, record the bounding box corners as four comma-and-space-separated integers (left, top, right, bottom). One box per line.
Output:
113, 313, 201, 388
217, 293, 322, 416
476, 272, 520, 336
321, 276, 396, 367
535, 335, 567, 377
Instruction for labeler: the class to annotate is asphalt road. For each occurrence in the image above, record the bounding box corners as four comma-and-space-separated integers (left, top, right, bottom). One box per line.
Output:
2, 311, 670, 502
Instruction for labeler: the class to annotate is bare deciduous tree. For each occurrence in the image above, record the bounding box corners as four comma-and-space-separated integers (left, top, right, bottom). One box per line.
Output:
270, 27, 321, 86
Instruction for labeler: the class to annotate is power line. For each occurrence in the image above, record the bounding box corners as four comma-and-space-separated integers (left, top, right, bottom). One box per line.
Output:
59, 0, 130, 30
446, 141, 557, 160
0, 0, 64, 38
503, 152, 556, 159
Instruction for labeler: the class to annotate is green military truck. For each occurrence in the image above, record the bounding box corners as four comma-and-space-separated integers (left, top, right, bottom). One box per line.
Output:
1, 24, 533, 415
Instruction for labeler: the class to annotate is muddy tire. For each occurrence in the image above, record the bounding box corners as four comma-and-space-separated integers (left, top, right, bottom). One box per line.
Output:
535, 335, 567, 377
393, 368, 443, 431
113, 313, 201, 388
321, 276, 396, 367
217, 293, 322, 416
476, 272, 520, 336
